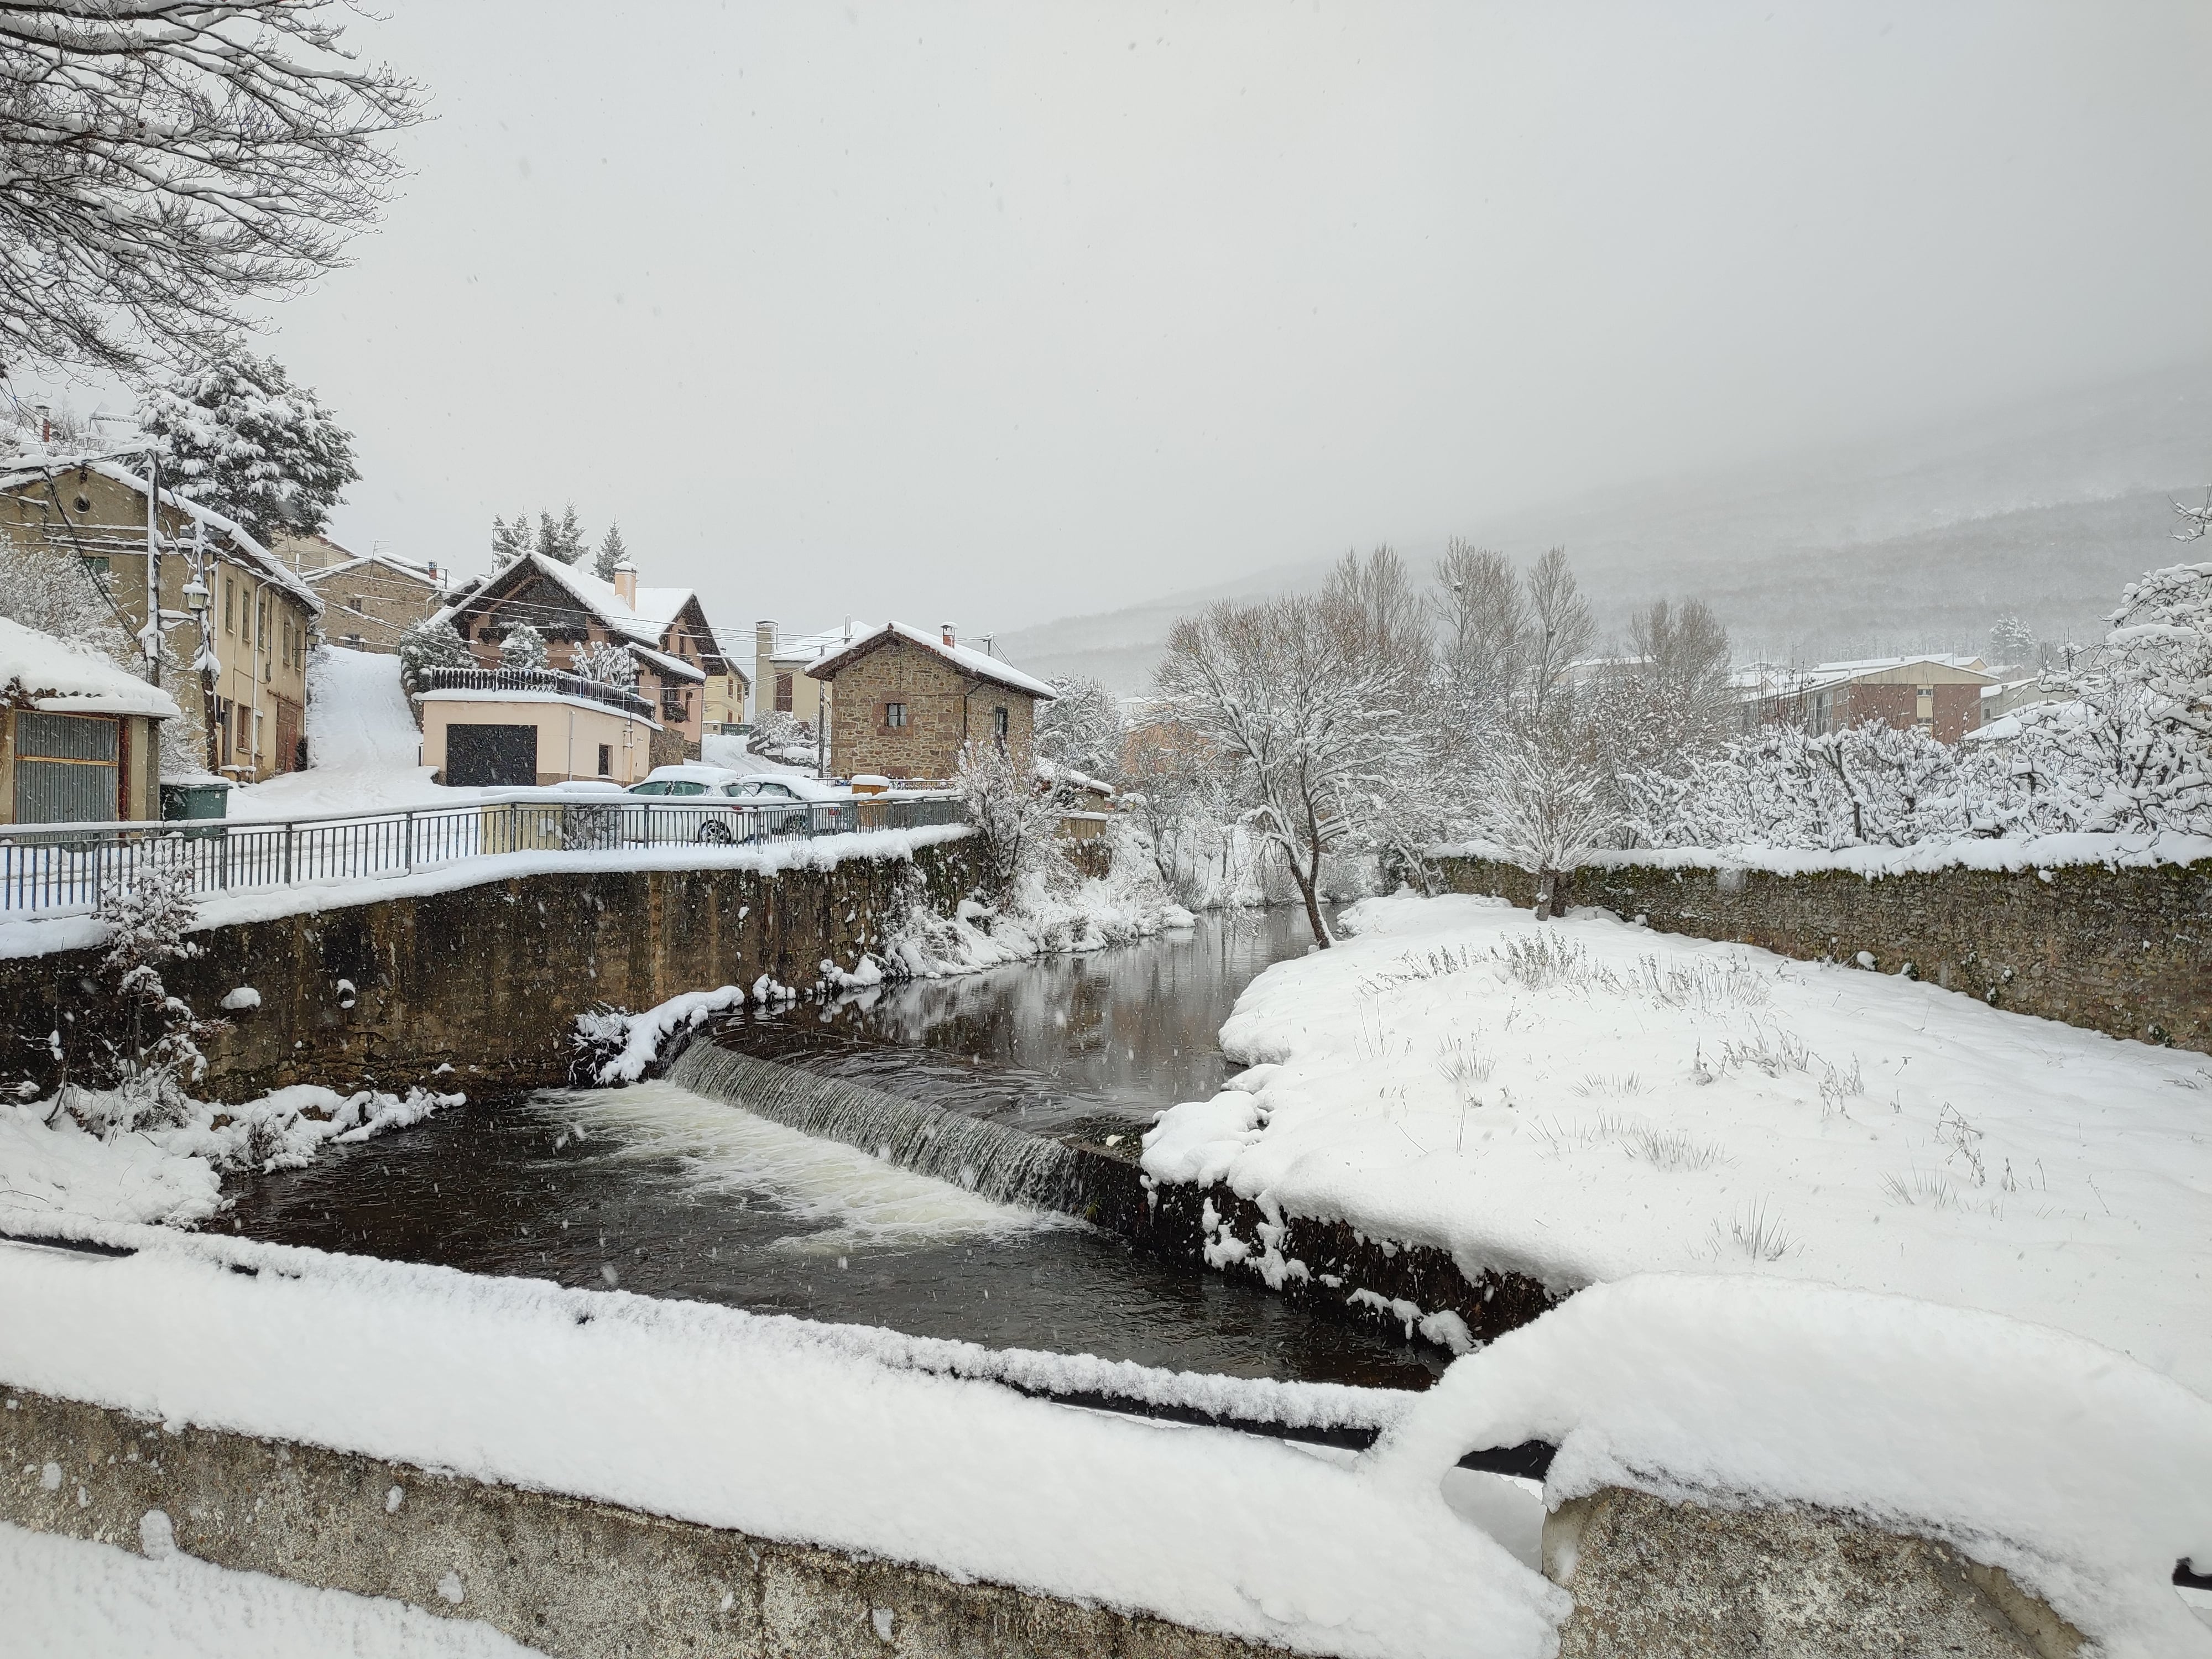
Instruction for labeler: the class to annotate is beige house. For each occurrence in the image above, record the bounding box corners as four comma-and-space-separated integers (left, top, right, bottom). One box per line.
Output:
276, 534, 445, 653
0, 458, 320, 781
416, 679, 659, 787
753, 618, 875, 732
0, 615, 179, 824
807, 622, 1055, 781
436, 553, 728, 765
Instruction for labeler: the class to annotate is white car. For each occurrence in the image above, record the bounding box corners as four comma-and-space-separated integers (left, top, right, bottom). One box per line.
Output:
627, 765, 849, 841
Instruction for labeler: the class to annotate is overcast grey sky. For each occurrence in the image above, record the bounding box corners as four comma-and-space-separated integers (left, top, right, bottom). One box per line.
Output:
152, 3, 2212, 638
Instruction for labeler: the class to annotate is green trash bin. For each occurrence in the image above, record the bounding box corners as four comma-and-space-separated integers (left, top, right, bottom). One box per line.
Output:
160, 779, 231, 840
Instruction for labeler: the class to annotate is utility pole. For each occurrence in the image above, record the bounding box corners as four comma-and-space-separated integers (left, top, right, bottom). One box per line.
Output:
142, 451, 162, 685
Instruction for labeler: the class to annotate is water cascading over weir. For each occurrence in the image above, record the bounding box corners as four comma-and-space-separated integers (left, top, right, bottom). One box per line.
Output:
665, 1043, 1152, 1230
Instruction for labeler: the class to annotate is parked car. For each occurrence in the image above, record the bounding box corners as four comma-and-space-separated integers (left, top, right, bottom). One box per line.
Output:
626, 765, 848, 842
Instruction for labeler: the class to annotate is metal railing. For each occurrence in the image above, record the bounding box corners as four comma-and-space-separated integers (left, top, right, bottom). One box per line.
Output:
0, 791, 966, 919
411, 666, 657, 721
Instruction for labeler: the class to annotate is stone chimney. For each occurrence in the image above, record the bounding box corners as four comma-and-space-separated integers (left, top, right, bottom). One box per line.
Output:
941, 622, 956, 649
756, 619, 778, 658
612, 558, 638, 609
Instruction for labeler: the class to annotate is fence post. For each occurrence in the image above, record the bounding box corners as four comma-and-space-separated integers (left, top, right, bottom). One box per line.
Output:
283, 821, 294, 886
404, 811, 416, 875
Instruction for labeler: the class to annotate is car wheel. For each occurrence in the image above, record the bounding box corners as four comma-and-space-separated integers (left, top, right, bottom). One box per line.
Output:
696, 818, 734, 844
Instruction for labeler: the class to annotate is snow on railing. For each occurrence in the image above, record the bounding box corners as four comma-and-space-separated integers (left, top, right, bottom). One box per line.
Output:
0, 792, 966, 919
413, 665, 658, 721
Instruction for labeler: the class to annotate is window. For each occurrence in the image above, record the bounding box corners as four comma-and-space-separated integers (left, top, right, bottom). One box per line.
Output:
597, 743, 612, 776
884, 701, 907, 728
993, 705, 1009, 739
223, 578, 234, 634
774, 673, 794, 713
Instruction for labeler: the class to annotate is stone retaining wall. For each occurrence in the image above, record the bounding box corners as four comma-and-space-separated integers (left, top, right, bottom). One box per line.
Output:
1438, 853, 2212, 1052
0, 1385, 1287, 1659
0, 838, 978, 1101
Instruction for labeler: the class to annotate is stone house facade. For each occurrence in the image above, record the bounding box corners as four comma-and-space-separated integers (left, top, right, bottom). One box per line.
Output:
0, 458, 320, 781
808, 623, 1055, 781
278, 535, 446, 653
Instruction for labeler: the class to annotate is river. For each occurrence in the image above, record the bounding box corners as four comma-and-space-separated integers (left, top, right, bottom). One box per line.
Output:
228, 909, 1447, 1389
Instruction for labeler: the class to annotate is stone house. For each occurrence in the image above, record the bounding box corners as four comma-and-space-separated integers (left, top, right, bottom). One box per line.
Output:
275, 534, 446, 653
0, 458, 321, 781
1735, 655, 1995, 745
433, 552, 733, 765
0, 615, 179, 824
807, 623, 1056, 781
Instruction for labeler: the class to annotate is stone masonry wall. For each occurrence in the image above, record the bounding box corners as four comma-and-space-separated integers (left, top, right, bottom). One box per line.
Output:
0, 1385, 1291, 1659
1437, 852, 2212, 1052
0, 837, 978, 1102
829, 637, 1037, 781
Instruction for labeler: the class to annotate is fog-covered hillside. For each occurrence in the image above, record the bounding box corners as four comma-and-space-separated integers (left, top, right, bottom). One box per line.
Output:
999, 363, 2212, 688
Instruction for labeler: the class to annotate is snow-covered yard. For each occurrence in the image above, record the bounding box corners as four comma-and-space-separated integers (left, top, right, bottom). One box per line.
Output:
1144, 890, 2212, 1396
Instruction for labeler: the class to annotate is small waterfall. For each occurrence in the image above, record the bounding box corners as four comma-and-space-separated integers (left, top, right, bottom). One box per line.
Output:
667, 1044, 1108, 1215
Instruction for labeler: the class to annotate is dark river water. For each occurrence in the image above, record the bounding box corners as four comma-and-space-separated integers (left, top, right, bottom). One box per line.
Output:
228, 909, 1447, 1390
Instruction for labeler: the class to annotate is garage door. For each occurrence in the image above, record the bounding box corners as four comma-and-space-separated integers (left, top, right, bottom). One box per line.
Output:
446, 723, 538, 787
12, 711, 119, 825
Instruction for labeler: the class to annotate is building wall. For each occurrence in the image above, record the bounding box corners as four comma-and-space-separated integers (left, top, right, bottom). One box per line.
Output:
418, 695, 654, 786
1438, 851, 2212, 1052
0, 468, 316, 781
308, 562, 443, 653
826, 638, 1037, 780
452, 578, 706, 755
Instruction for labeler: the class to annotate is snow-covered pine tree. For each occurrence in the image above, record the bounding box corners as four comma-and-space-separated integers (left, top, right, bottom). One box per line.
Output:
138, 350, 359, 544
397, 616, 474, 691
538, 504, 587, 565
491, 513, 532, 567
593, 522, 628, 582
568, 638, 638, 689
500, 622, 549, 671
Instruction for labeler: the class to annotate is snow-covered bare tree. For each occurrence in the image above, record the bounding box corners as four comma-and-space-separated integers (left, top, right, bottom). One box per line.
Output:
1600, 597, 1733, 776
2175, 491, 2211, 544
138, 349, 357, 542
957, 737, 1066, 900
1156, 547, 1434, 946
396, 615, 471, 691
499, 621, 547, 672
1430, 541, 1528, 733
0, 3, 422, 376
1035, 675, 1124, 785
69, 860, 218, 1131
568, 638, 638, 690
537, 504, 587, 566
593, 521, 628, 582
0, 520, 130, 653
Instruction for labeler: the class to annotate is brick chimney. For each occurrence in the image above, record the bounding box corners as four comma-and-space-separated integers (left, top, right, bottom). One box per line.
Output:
612, 557, 638, 609
941, 622, 956, 649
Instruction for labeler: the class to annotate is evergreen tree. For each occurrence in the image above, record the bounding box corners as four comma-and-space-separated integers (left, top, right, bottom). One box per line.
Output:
536, 503, 587, 565
499, 622, 549, 671
138, 349, 359, 544
491, 512, 532, 567
594, 521, 629, 582
397, 616, 474, 691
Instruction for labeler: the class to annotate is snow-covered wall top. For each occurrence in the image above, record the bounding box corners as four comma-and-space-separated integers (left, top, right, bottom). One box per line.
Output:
1433, 831, 2212, 877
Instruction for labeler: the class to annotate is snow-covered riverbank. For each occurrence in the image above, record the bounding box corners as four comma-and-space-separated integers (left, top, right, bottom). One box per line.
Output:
1141, 889, 2212, 1395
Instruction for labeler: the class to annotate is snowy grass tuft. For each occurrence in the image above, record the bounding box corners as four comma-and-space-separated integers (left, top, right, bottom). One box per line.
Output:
1713, 1197, 1798, 1261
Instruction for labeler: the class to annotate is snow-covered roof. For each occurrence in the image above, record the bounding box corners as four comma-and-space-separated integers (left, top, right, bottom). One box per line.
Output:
809, 622, 1059, 701
627, 639, 705, 684
436, 552, 719, 663
0, 456, 325, 617
765, 620, 880, 667
302, 552, 443, 589
0, 615, 181, 718
1809, 653, 1991, 678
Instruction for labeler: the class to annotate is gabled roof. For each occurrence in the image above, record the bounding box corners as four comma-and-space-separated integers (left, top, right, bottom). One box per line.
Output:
304, 552, 444, 589
435, 551, 723, 666
765, 620, 879, 667
807, 622, 1058, 701
0, 455, 324, 615
628, 639, 705, 684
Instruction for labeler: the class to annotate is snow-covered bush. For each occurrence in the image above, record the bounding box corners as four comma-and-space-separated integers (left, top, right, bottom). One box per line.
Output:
747, 709, 819, 768
397, 615, 474, 691
567, 638, 638, 690
498, 622, 549, 672
69, 862, 220, 1133
1036, 675, 1125, 786
0, 534, 135, 661
957, 737, 1066, 900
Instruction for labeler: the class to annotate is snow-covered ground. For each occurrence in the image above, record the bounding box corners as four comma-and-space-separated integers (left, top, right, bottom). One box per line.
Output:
1, 1521, 535, 1658
1143, 890, 2212, 1395
227, 646, 446, 820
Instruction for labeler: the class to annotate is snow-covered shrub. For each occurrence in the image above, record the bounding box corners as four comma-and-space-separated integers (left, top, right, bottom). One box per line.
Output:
397, 615, 473, 691
747, 709, 818, 767
567, 638, 638, 690
69, 861, 221, 1133
956, 737, 1066, 900
498, 621, 548, 672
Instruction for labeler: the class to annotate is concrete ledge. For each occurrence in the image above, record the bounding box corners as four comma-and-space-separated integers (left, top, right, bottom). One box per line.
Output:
1542, 1485, 2083, 1659
1, 1386, 1291, 1659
